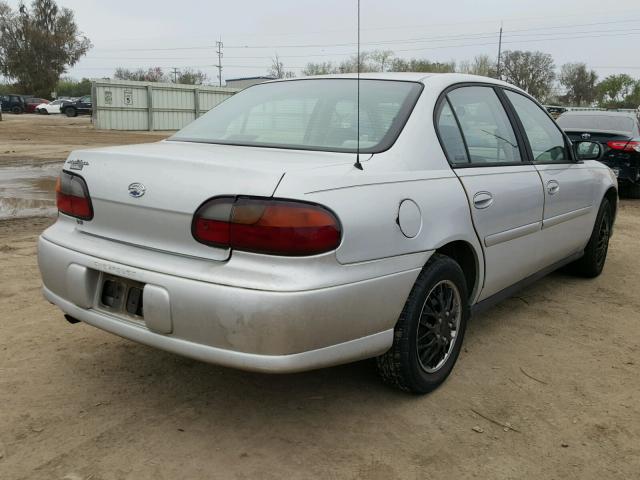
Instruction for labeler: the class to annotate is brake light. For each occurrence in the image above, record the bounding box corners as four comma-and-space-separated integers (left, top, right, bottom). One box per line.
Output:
56, 171, 93, 220
607, 140, 640, 153
193, 196, 341, 256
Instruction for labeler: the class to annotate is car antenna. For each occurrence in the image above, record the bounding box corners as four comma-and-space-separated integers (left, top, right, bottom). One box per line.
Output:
353, 0, 364, 171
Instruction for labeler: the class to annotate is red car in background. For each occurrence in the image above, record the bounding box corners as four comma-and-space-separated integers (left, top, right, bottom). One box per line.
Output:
25, 98, 49, 113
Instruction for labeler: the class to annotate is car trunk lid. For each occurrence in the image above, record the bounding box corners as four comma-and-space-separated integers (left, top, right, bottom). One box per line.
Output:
64, 141, 351, 261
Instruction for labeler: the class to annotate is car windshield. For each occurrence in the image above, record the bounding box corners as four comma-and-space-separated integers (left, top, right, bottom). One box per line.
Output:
170, 79, 423, 153
557, 114, 635, 134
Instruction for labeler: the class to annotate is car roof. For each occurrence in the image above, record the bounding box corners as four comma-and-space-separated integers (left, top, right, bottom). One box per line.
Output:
268, 72, 517, 89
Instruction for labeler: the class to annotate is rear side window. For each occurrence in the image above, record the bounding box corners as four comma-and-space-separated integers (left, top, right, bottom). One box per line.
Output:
447, 86, 522, 165
436, 100, 468, 164
505, 90, 568, 163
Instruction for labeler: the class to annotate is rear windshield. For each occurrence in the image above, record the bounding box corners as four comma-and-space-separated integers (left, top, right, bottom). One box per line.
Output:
170, 79, 423, 153
557, 114, 636, 134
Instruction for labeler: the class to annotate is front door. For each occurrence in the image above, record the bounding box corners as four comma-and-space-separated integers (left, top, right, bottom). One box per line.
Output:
437, 85, 545, 300
502, 90, 596, 266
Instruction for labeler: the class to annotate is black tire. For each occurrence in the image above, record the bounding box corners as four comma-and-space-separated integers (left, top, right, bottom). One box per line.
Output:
376, 253, 470, 394
11, 106, 23, 114
570, 198, 613, 278
65, 107, 77, 117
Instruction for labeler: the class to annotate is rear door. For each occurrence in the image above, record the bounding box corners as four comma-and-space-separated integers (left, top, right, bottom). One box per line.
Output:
437, 85, 545, 300
502, 90, 596, 265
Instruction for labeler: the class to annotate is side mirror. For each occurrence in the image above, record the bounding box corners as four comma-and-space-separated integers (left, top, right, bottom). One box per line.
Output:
574, 141, 601, 161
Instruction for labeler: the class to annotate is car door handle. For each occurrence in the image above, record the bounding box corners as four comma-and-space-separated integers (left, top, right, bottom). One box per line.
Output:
473, 191, 494, 209
547, 180, 560, 195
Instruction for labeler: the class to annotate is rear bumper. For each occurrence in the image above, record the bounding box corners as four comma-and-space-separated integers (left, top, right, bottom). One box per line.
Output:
38, 236, 424, 373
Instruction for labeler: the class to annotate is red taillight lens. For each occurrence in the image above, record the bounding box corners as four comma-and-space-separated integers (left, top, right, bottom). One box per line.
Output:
607, 140, 640, 153
56, 171, 93, 220
193, 197, 341, 256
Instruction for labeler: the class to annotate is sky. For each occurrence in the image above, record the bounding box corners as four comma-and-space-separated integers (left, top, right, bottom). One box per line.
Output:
4, 0, 640, 86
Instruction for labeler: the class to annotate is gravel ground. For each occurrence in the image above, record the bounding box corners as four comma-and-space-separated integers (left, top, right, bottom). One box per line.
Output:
0, 116, 638, 479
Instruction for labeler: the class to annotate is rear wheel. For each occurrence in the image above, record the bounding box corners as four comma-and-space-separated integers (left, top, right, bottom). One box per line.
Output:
11, 106, 23, 114
65, 107, 77, 117
376, 254, 469, 393
570, 198, 612, 278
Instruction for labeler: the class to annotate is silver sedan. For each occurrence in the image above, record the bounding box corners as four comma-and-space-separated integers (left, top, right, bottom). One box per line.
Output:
38, 73, 617, 393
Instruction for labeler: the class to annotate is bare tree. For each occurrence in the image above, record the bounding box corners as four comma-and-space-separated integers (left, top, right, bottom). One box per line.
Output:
370, 50, 395, 72
114, 67, 168, 82
458, 55, 497, 78
500, 50, 555, 100
268, 54, 296, 79
303, 62, 337, 76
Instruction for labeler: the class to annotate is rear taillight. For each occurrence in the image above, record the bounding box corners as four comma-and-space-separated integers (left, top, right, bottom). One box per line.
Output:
56, 171, 93, 220
607, 140, 640, 153
193, 196, 341, 256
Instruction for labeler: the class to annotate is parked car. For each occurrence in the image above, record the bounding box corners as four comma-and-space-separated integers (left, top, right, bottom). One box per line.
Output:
545, 105, 568, 119
0, 94, 26, 113
38, 74, 617, 393
60, 95, 92, 117
36, 99, 65, 115
558, 111, 640, 198
25, 98, 49, 114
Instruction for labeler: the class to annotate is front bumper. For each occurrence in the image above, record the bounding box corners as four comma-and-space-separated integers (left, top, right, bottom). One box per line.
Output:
38, 235, 424, 373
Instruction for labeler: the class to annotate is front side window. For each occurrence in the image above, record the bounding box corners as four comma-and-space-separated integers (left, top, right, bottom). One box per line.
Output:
505, 90, 567, 163
171, 79, 423, 154
447, 86, 522, 164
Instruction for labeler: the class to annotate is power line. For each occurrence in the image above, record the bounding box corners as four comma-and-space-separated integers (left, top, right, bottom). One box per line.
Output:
92, 17, 640, 53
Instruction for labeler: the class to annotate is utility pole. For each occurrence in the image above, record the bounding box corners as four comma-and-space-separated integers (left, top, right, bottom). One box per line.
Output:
216, 39, 224, 86
172, 67, 180, 83
496, 21, 503, 80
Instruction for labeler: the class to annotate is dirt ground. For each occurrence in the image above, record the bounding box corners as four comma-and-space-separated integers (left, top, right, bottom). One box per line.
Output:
1, 116, 639, 480
0, 114, 168, 167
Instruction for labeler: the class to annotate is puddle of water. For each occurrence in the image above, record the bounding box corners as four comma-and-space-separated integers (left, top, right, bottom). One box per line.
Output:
0, 163, 62, 220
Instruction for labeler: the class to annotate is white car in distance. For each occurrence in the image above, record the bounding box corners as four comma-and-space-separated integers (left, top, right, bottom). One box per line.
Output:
36, 99, 64, 114
38, 74, 617, 393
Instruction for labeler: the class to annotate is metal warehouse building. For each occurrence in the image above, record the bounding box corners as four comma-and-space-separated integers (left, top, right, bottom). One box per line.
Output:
91, 79, 238, 131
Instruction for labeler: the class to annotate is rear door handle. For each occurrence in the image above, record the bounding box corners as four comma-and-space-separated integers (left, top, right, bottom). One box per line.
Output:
473, 191, 494, 209
547, 180, 560, 195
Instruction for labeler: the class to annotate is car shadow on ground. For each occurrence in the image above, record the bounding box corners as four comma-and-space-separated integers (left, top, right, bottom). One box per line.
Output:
58, 271, 570, 414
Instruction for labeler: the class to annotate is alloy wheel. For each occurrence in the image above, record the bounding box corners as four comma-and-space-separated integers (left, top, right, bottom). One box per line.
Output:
416, 280, 462, 373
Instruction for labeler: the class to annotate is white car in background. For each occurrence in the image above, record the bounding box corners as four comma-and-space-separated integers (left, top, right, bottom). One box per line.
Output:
38, 74, 617, 393
36, 99, 64, 114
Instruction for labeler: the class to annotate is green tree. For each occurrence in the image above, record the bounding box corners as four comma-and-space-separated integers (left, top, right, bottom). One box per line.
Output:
176, 68, 208, 85
596, 74, 636, 107
624, 81, 640, 109
0, 0, 91, 97
500, 50, 555, 100
559, 63, 598, 106
55, 76, 91, 97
